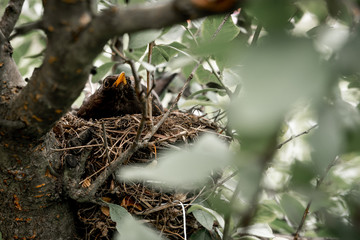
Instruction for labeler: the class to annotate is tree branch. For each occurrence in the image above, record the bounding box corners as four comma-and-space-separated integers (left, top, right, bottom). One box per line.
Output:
0, 0, 25, 39
293, 156, 339, 240
0, 30, 24, 97
6, 0, 239, 142
9, 20, 43, 40
277, 124, 318, 149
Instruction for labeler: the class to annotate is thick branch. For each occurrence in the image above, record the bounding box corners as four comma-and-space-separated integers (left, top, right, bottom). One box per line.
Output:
0, 0, 25, 39
6, 0, 239, 142
0, 31, 24, 97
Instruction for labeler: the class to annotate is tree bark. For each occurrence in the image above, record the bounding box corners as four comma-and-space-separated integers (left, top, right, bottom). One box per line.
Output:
0, 0, 239, 238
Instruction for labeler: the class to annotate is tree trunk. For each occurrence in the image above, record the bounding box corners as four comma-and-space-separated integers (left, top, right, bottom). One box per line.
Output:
0, 133, 77, 239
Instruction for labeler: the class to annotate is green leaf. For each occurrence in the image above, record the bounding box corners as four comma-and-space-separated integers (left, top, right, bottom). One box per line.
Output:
247, 0, 296, 31
229, 37, 327, 140
279, 193, 305, 227
252, 204, 277, 224
188, 88, 226, 99
124, 45, 147, 61
129, 29, 163, 49
182, 64, 218, 85
201, 15, 240, 43
160, 25, 186, 42
238, 236, 261, 240
108, 203, 132, 226
118, 134, 230, 190
289, 161, 316, 190
162, 42, 193, 59
189, 229, 212, 240
179, 99, 219, 109
269, 219, 295, 234
236, 223, 274, 238
109, 203, 162, 240
296, 0, 328, 21
310, 107, 343, 175
92, 62, 116, 83
151, 42, 189, 66
188, 204, 225, 229
13, 39, 32, 65
152, 45, 170, 64
192, 210, 214, 231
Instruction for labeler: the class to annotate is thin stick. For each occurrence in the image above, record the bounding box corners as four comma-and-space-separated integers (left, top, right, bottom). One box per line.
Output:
251, 24, 262, 47
211, 13, 231, 40
51, 143, 103, 152
147, 41, 155, 122
127, 60, 147, 144
143, 61, 202, 141
293, 156, 339, 240
9, 20, 43, 40
223, 133, 278, 240
278, 124, 318, 149
147, 41, 155, 95
101, 122, 111, 164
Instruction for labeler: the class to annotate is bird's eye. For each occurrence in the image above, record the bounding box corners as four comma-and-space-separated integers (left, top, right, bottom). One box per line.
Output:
103, 79, 111, 88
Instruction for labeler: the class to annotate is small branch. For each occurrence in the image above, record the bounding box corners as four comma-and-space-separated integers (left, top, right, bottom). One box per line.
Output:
205, 59, 233, 97
50, 144, 103, 152
143, 61, 202, 141
186, 13, 234, 98
9, 20, 43, 40
278, 124, 318, 149
251, 24, 262, 47
101, 122, 111, 164
147, 41, 155, 123
223, 133, 279, 240
0, 0, 25, 39
111, 39, 127, 62
127, 60, 142, 102
126, 59, 148, 144
147, 42, 155, 95
211, 12, 232, 40
293, 156, 340, 240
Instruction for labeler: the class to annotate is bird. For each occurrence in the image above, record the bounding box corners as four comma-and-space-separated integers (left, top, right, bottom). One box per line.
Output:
77, 72, 163, 120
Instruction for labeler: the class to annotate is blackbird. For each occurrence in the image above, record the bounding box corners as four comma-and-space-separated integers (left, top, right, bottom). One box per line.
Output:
77, 72, 163, 120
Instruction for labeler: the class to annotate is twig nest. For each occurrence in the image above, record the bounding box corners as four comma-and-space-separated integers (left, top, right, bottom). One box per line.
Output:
53, 111, 221, 240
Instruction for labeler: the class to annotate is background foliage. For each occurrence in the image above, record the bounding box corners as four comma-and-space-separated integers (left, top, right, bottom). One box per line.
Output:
11, 0, 360, 239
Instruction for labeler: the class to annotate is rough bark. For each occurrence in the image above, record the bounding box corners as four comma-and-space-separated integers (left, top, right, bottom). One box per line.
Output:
0, 0, 239, 238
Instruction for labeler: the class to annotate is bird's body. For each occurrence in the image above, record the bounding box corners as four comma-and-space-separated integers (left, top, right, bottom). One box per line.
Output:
77, 73, 163, 120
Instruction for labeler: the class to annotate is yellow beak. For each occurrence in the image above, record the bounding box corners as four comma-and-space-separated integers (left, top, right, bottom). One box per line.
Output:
112, 72, 127, 87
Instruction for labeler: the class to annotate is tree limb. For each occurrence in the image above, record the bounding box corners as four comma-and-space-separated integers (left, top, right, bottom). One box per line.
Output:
9, 20, 43, 40
293, 156, 339, 240
0, 0, 25, 39
6, 0, 239, 142
0, 30, 24, 97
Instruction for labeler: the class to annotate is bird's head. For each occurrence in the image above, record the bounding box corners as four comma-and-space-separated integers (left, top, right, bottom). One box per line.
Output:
102, 72, 129, 91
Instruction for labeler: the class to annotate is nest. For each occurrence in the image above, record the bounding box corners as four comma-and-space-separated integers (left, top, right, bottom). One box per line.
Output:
53, 111, 221, 240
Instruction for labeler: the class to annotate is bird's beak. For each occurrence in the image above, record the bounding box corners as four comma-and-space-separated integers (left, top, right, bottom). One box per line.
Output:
113, 72, 127, 87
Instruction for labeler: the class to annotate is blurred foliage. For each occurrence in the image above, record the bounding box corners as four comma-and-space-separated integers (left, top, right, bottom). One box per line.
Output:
9, 0, 360, 239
